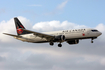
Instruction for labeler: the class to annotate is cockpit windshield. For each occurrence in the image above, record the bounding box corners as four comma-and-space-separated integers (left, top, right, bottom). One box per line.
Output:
91, 30, 98, 32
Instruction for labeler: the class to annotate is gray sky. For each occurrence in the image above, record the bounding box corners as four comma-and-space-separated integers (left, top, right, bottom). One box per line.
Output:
0, 16, 105, 70
0, 0, 105, 70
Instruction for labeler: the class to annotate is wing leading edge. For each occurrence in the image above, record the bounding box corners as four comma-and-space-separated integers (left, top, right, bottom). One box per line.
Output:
22, 29, 55, 41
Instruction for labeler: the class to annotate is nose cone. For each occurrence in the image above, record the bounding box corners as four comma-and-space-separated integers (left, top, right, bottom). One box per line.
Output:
99, 32, 102, 36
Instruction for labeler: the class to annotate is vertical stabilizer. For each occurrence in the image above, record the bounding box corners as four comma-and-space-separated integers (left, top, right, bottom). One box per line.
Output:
14, 17, 30, 35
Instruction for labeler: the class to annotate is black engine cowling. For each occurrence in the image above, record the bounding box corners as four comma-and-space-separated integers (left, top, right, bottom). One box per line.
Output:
54, 35, 65, 42
67, 40, 79, 44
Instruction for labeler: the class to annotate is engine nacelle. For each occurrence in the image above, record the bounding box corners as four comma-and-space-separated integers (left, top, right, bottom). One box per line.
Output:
54, 35, 65, 42
67, 40, 79, 44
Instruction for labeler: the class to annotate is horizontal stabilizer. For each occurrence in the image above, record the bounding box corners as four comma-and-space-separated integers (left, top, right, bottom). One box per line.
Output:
3, 33, 21, 37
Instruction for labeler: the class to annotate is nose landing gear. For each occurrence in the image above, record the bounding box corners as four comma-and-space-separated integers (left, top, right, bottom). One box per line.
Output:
91, 40, 93, 43
91, 38, 94, 43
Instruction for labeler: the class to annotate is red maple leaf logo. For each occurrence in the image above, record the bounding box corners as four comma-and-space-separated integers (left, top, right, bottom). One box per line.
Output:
17, 25, 24, 34
82, 33, 85, 36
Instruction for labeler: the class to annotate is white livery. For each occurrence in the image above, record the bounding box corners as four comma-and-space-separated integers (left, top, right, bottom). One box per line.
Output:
3, 17, 102, 47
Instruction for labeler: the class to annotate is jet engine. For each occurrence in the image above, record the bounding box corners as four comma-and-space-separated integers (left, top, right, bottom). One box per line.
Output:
54, 35, 65, 42
67, 40, 79, 44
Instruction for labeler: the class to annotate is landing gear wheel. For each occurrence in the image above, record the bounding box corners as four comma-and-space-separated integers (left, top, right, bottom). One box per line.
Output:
91, 38, 94, 43
58, 44, 62, 47
50, 42, 54, 46
91, 40, 93, 43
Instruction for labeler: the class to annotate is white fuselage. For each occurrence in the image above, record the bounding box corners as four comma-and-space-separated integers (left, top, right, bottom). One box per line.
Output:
14, 28, 102, 43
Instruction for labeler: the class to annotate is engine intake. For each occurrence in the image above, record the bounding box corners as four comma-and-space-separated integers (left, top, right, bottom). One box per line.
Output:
54, 35, 65, 42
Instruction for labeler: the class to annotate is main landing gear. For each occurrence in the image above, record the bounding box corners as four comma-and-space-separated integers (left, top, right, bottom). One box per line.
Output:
49, 42, 62, 47
58, 43, 62, 47
50, 42, 54, 46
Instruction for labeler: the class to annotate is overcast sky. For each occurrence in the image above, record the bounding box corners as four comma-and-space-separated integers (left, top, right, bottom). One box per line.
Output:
0, 0, 105, 70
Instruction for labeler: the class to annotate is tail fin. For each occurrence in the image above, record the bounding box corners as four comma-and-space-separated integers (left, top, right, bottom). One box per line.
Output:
14, 17, 31, 35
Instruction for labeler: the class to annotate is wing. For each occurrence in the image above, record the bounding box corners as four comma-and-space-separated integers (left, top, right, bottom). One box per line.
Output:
3, 33, 21, 37
22, 29, 55, 41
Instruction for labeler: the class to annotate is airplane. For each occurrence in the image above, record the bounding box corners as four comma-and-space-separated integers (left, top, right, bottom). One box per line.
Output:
3, 17, 102, 47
